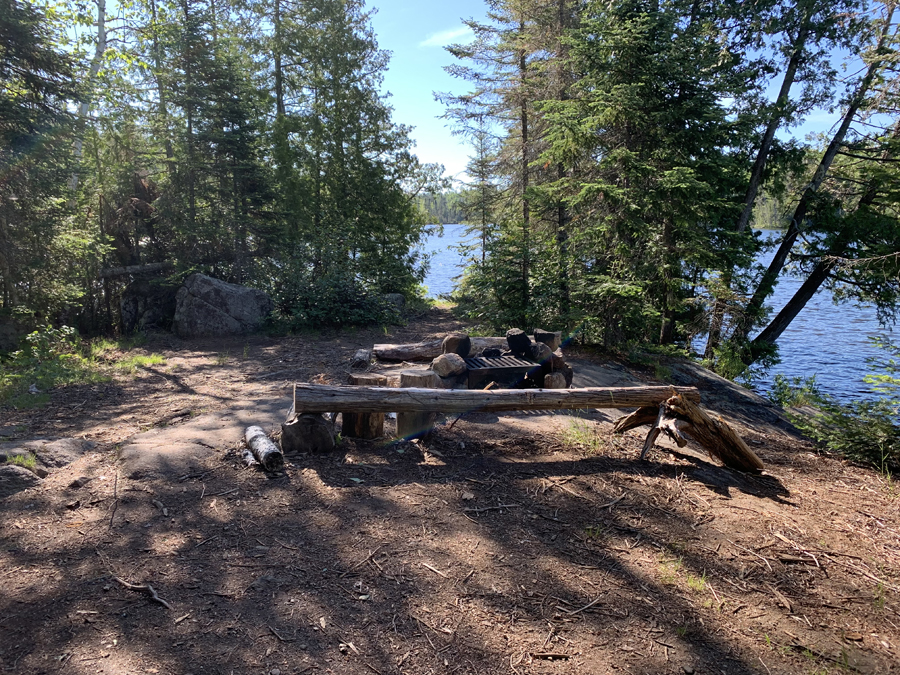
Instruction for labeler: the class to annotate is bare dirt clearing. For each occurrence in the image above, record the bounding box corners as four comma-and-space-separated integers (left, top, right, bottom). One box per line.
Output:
1, 309, 898, 675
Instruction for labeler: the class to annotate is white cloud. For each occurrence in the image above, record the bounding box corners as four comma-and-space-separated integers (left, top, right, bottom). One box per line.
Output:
419, 26, 474, 48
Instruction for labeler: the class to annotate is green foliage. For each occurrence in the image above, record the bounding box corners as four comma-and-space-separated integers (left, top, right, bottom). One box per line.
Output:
770, 374, 900, 472
0, 326, 107, 407
274, 268, 403, 329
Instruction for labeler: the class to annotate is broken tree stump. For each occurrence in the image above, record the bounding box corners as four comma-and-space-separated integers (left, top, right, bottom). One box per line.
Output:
616, 394, 764, 473
281, 413, 335, 454
396, 370, 441, 439
343, 374, 388, 439
244, 426, 284, 471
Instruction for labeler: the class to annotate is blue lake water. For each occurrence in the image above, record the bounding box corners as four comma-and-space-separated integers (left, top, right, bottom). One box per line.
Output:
418, 225, 893, 402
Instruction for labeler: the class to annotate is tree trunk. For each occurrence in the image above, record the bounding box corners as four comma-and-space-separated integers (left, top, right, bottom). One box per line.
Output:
732, 12, 896, 350
69, 0, 107, 194
290, 383, 700, 414
704, 13, 813, 357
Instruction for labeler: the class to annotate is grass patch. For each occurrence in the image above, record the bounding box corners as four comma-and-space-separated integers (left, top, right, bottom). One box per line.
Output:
116, 353, 166, 375
6, 452, 37, 470
0, 326, 166, 408
561, 416, 603, 454
686, 572, 707, 592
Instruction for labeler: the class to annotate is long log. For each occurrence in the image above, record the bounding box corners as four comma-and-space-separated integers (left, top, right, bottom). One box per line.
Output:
291, 383, 700, 414
99, 261, 174, 278
373, 337, 509, 362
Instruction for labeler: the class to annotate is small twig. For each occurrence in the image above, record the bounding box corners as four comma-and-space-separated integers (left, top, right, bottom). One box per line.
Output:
113, 576, 172, 610
107, 470, 119, 531
463, 504, 519, 514
598, 494, 625, 510
421, 562, 449, 578
193, 535, 218, 550
211, 488, 239, 497
269, 625, 291, 642
275, 538, 301, 551
564, 596, 603, 616
726, 538, 773, 572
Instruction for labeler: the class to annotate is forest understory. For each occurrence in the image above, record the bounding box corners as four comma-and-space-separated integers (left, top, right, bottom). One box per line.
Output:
1, 309, 898, 675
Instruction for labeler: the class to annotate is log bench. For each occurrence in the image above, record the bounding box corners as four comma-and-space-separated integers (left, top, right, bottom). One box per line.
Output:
289, 382, 763, 473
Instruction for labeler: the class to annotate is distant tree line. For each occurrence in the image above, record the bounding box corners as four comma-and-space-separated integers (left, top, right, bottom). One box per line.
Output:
415, 191, 467, 224
0, 0, 443, 334
441, 0, 900, 374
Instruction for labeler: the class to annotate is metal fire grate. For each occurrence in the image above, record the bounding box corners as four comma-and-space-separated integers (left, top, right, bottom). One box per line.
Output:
464, 355, 540, 390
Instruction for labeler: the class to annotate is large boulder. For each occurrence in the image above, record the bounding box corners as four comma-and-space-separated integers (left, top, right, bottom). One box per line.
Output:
173, 274, 273, 338
441, 333, 472, 358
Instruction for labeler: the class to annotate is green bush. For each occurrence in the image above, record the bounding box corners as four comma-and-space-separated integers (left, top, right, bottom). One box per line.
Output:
279, 269, 403, 329
770, 374, 899, 472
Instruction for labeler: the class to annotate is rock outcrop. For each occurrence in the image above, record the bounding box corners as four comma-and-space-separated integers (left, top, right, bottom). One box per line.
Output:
173, 274, 272, 338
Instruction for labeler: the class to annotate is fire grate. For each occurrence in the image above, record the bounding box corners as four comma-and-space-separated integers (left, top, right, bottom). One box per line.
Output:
464, 355, 540, 390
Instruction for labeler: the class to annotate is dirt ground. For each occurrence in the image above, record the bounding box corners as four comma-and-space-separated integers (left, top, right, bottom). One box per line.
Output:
1, 308, 899, 675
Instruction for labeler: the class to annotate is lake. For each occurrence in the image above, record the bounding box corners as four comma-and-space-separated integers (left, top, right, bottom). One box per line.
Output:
418, 225, 893, 403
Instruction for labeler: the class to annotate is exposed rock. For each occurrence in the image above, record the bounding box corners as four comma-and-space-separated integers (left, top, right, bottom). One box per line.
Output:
441, 333, 472, 358
0, 464, 42, 499
281, 414, 335, 454
506, 328, 531, 357
544, 372, 567, 389
351, 349, 373, 369
383, 293, 405, 309
481, 348, 503, 358
69, 477, 92, 489
26, 438, 96, 468
533, 328, 562, 352
173, 274, 273, 338
432, 353, 467, 378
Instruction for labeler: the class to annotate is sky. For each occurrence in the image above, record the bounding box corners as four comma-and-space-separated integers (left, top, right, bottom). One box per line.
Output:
367, 1, 858, 187
368, 0, 486, 184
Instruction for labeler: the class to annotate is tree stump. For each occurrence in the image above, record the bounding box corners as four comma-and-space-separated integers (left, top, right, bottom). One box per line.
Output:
396, 369, 441, 439
281, 413, 335, 454
343, 374, 388, 439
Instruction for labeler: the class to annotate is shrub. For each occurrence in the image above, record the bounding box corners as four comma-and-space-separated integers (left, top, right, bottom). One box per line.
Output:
281, 269, 403, 329
770, 374, 899, 472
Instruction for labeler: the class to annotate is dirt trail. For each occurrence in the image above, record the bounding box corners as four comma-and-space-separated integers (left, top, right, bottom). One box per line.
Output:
1, 309, 898, 675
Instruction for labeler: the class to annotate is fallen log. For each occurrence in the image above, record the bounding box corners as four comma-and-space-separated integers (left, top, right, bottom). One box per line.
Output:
290, 383, 700, 414
244, 426, 283, 471
373, 337, 508, 362
99, 261, 174, 278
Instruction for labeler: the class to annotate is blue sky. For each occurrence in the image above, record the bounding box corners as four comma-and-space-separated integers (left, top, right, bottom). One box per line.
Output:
368, 1, 859, 186
368, 0, 483, 183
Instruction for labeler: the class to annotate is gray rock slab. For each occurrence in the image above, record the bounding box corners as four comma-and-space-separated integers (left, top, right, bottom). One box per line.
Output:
0, 464, 42, 499
26, 438, 97, 468
119, 397, 291, 479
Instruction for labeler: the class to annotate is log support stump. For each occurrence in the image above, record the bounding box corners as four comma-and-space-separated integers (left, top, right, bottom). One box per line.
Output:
343, 374, 388, 439
396, 369, 441, 439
